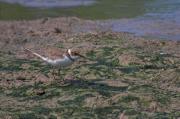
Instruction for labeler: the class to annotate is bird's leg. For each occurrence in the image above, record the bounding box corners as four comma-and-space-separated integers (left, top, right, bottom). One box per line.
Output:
47, 66, 53, 80
58, 68, 65, 84
52, 68, 56, 80
58, 68, 63, 80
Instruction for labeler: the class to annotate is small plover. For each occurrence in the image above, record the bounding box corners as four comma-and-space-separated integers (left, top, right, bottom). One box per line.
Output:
24, 48, 87, 80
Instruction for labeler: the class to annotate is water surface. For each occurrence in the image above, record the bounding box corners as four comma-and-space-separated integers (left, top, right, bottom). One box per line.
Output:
0, 0, 147, 20
0, 0, 96, 8
109, 0, 180, 40
0, 0, 179, 40
108, 0, 180, 40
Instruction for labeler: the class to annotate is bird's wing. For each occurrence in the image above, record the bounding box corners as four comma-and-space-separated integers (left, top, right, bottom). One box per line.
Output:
24, 48, 48, 61
24, 48, 71, 67
24, 48, 64, 65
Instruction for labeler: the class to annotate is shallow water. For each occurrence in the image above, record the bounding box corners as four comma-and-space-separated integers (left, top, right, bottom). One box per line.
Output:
0, 0, 147, 20
109, 0, 180, 40
0, 0, 180, 40
0, 0, 95, 8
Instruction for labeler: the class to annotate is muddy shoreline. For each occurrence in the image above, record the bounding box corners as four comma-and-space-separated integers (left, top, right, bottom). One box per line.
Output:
0, 17, 180, 118
0, 16, 179, 89
0, 17, 179, 51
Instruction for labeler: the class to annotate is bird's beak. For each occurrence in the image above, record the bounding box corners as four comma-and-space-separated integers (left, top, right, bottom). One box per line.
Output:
79, 54, 87, 59
77, 53, 91, 60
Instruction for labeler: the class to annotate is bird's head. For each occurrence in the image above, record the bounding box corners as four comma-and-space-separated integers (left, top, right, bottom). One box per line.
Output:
67, 49, 88, 60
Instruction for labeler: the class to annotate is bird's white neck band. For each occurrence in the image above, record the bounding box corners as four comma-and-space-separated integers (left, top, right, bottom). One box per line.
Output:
68, 49, 72, 56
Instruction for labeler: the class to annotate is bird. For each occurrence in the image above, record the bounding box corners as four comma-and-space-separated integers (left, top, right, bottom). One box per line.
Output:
24, 48, 88, 80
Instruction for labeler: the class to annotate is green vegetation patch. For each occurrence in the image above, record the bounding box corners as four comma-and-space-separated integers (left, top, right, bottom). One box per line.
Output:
0, 33, 179, 118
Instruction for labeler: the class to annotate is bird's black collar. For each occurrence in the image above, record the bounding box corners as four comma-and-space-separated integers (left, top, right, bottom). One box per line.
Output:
66, 53, 75, 62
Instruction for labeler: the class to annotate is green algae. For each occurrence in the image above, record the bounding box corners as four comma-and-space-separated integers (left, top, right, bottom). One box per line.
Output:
0, 33, 179, 119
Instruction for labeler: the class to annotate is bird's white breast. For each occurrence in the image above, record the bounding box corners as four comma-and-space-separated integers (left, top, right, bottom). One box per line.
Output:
51, 56, 74, 67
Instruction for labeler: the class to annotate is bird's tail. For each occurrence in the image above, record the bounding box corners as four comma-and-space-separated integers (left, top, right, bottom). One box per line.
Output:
24, 48, 48, 61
